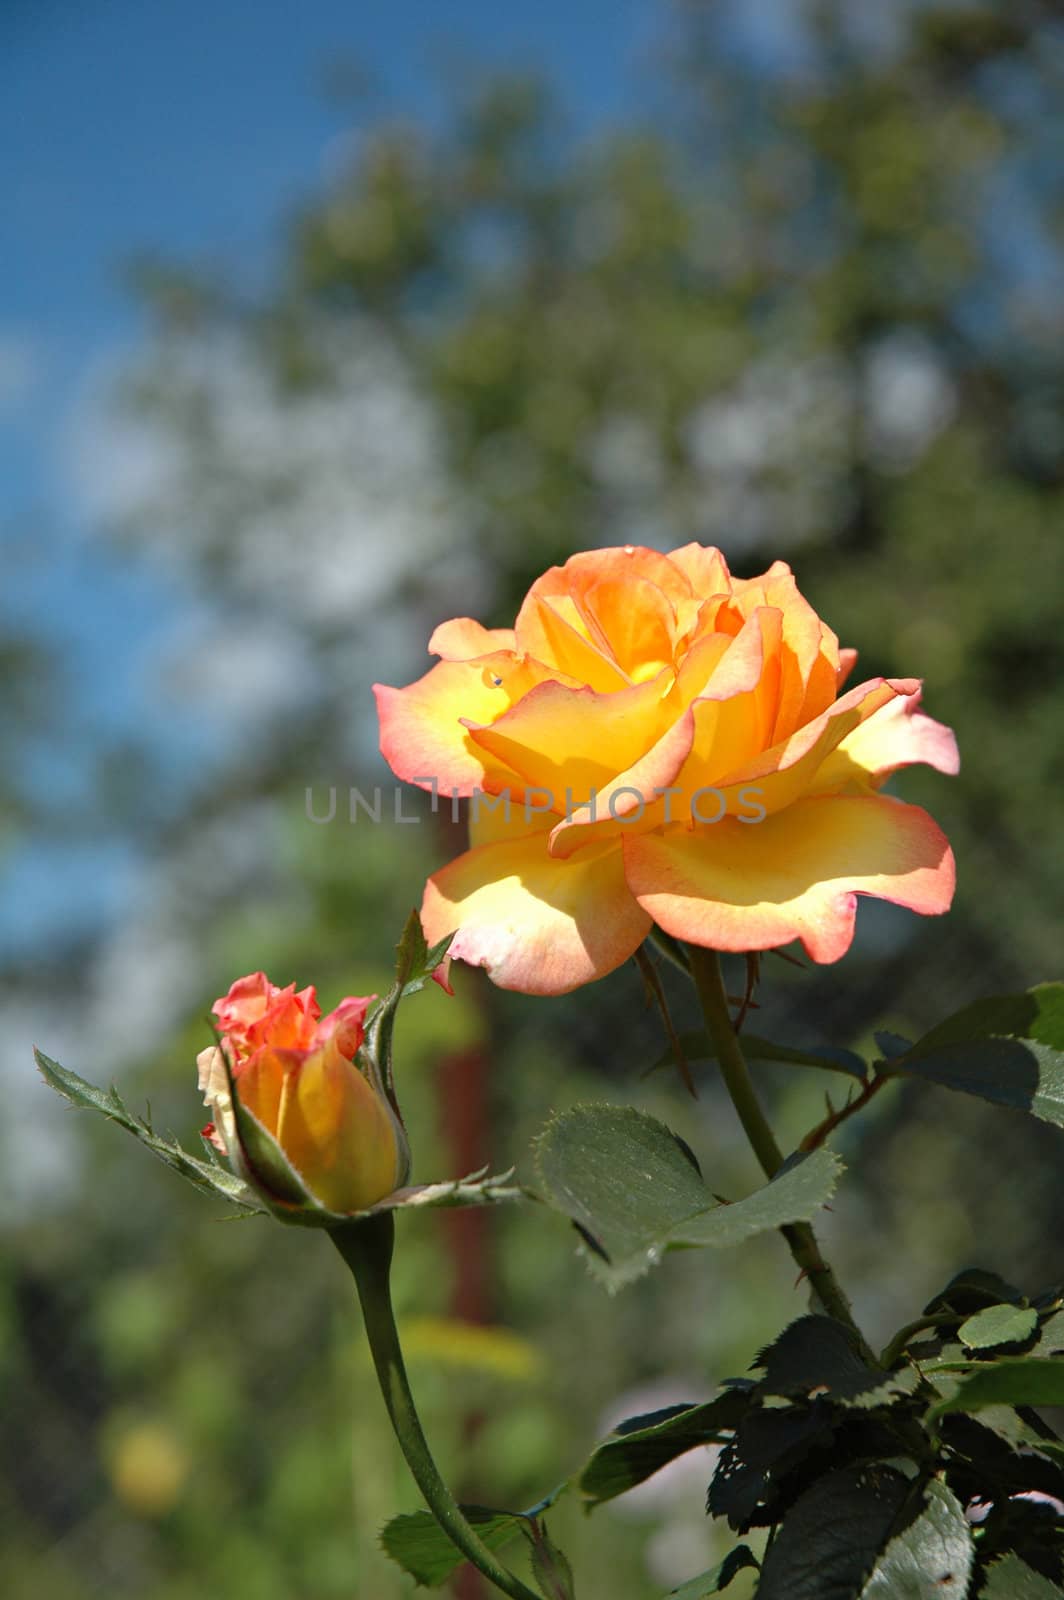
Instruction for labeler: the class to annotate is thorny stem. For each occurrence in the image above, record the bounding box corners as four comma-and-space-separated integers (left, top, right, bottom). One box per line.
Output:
686, 944, 879, 1368
799, 1071, 888, 1152
331, 1214, 542, 1600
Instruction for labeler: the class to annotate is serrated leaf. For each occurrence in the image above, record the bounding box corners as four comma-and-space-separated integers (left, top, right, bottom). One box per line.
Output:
755, 1316, 888, 1403
656, 1032, 867, 1081
959, 1303, 1039, 1350
35, 1049, 260, 1212
666, 1546, 759, 1597
754, 1463, 914, 1600
708, 1405, 837, 1527
859, 1479, 973, 1598
897, 1038, 1064, 1128
380, 1506, 525, 1586
979, 1554, 1064, 1598
578, 1390, 751, 1505
929, 1358, 1064, 1418
533, 1104, 843, 1290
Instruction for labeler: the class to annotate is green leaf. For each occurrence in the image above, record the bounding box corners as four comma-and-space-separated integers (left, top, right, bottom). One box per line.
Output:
755, 1316, 881, 1399
380, 1506, 525, 1587
35, 1049, 260, 1212
929, 1358, 1064, 1418
666, 1546, 759, 1597
578, 1391, 751, 1506
908, 985, 1064, 1056
979, 1554, 1064, 1599
897, 1038, 1064, 1128
959, 1304, 1039, 1350
873, 1031, 914, 1061
858, 1480, 973, 1598
533, 1104, 843, 1289
894, 985, 1064, 1129
924, 1269, 1024, 1318
1036, 1310, 1064, 1356
380, 1486, 567, 1588
754, 1463, 914, 1600
656, 1031, 867, 1081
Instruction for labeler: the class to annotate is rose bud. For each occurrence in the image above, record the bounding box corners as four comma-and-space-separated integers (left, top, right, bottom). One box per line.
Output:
197, 972, 408, 1219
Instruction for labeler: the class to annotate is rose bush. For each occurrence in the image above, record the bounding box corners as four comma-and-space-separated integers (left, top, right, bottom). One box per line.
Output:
376, 544, 957, 995
198, 972, 406, 1215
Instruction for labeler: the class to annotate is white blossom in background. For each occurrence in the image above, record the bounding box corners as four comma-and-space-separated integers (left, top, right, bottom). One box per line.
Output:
684, 352, 855, 553
863, 332, 957, 473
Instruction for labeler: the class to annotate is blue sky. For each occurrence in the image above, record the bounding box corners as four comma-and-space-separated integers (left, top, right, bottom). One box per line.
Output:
0, 0, 657, 949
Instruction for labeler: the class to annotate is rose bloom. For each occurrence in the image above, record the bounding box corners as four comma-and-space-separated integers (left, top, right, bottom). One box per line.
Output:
198, 972, 405, 1214
376, 545, 957, 996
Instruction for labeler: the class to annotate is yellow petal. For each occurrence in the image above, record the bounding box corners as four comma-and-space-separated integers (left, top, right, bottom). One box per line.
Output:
422, 833, 650, 995
428, 618, 517, 659
375, 651, 560, 795
466, 671, 676, 811
277, 1039, 401, 1213
623, 794, 955, 963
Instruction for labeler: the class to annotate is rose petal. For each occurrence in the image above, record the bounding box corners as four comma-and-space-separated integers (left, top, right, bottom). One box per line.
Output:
466, 672, 677, 810
811, 687, 960, 792
624, 793, 955, 963
428, 618, 517, 660
421, 833, 651, 995
374, 652, 559, 795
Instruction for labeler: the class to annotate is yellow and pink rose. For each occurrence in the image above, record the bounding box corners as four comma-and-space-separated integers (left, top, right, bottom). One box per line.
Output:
376, 544, 957, 996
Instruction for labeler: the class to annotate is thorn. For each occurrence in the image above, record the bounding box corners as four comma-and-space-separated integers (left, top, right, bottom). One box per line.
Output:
768, 947, 806, 969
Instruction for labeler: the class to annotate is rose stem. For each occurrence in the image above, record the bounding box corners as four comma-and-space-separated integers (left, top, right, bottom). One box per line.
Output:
686, 944, 877, 1366
330, 1213, 543, 1600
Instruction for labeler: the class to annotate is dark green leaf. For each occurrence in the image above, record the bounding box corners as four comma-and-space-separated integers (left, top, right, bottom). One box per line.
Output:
533, 1104, 843, 1289
380, 1506, 525, 1587
924, 1270, 1024, 1318
907, 985, 1064, 1056
1036, 1311, 1064, 1356
979, 1554, 1064, 1599
35, 1048, 260, 1212
874, 1031, 914, 1060
897, 1038, 1064, 1129
929, 1358, 1064, 1418
708, 1405, 836, 1527
755, 1316, 889, 1403
959, 1304, 1039, 1350
579, 1391, 751, 1505
755, 1463, 914, 1600
666, 1545, 759, 1597
858, 1480, 973, 1597
656, 1031, 866, 1081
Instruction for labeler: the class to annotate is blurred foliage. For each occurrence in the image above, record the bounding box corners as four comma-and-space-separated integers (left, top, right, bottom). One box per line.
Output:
7, 1, 1064, 1595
